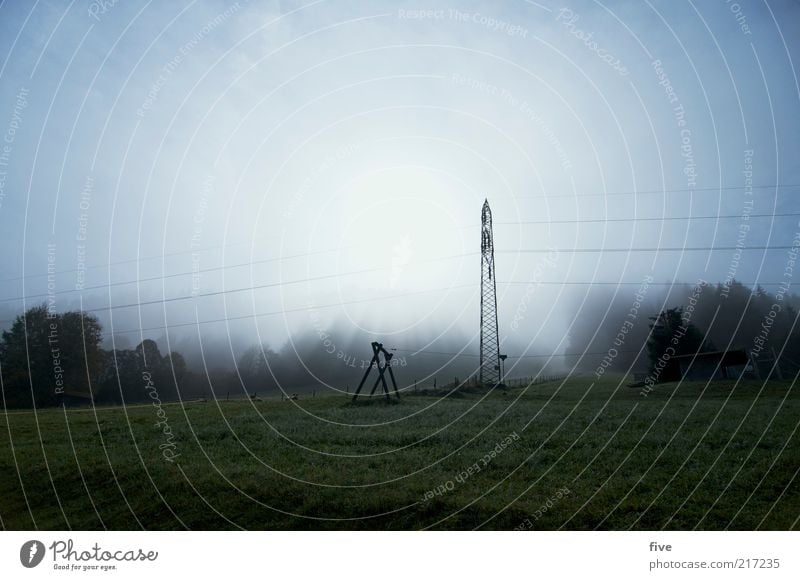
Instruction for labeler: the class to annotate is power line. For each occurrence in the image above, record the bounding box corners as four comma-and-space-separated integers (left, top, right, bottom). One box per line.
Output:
498, 280, 789, 287
100, 272, 798, 339
104, 283, 476, 336
392, 348, 643, 359
0, 251, 477, 316
500, 245, 799, 254
2, 276, 790, 328
3, 184, 795, 284
0, 244, 338, 285
514, 183, 800, 199
1, 242, 797, 319
7, 212, 796, 304
2, 275, 791, 326
0, 246, 386, 305
490, 212, 800, 226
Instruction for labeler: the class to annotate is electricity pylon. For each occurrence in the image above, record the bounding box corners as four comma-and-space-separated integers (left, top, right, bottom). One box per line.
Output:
480, 199, 501, 385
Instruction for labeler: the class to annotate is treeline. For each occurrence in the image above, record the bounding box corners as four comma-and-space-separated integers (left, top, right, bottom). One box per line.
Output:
4, 280, 796, 409
566, 280, 800, 377
0, 301, 485, 408
0, 304, 226, 409
0, 304, 437, 409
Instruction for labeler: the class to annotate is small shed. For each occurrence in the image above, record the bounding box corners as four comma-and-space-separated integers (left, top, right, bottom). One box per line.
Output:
673, 350, 751, 381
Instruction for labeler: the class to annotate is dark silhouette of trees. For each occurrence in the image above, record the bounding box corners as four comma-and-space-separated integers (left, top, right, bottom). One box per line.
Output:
646, 308, 714, 382
5, 275, 799, 411
93, 339, 187, 405
565, 280, 800, 378
0, 304, 102, 408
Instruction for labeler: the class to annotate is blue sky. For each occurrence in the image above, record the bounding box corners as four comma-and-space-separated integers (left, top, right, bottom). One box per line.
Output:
0, 0, 798, 365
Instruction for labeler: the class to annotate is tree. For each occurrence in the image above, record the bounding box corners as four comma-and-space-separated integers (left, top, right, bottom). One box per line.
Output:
646, 308, 714, 382
94, 348, 141, 405
165, 352, 187, 385
0, 305, 102, 408
95, 339, 184, 405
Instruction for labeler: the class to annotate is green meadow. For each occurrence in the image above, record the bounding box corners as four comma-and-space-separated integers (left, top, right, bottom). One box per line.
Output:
1, 376, 798, 530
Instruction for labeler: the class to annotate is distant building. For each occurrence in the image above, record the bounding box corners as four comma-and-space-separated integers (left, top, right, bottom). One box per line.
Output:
673, 350, 752, 381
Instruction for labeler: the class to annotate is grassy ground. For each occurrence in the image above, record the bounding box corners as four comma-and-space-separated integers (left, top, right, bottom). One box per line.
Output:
1, 376, 798, 530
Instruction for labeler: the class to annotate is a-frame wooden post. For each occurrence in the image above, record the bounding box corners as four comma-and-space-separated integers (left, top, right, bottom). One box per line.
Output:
352, 341, 400, 402
352, 342, 381, 401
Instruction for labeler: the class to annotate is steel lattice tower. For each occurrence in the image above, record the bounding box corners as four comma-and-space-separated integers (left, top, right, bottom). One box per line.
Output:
480, 199, 501, 385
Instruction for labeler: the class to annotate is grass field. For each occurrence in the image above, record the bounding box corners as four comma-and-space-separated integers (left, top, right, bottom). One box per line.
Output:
1, 376, 798, 530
